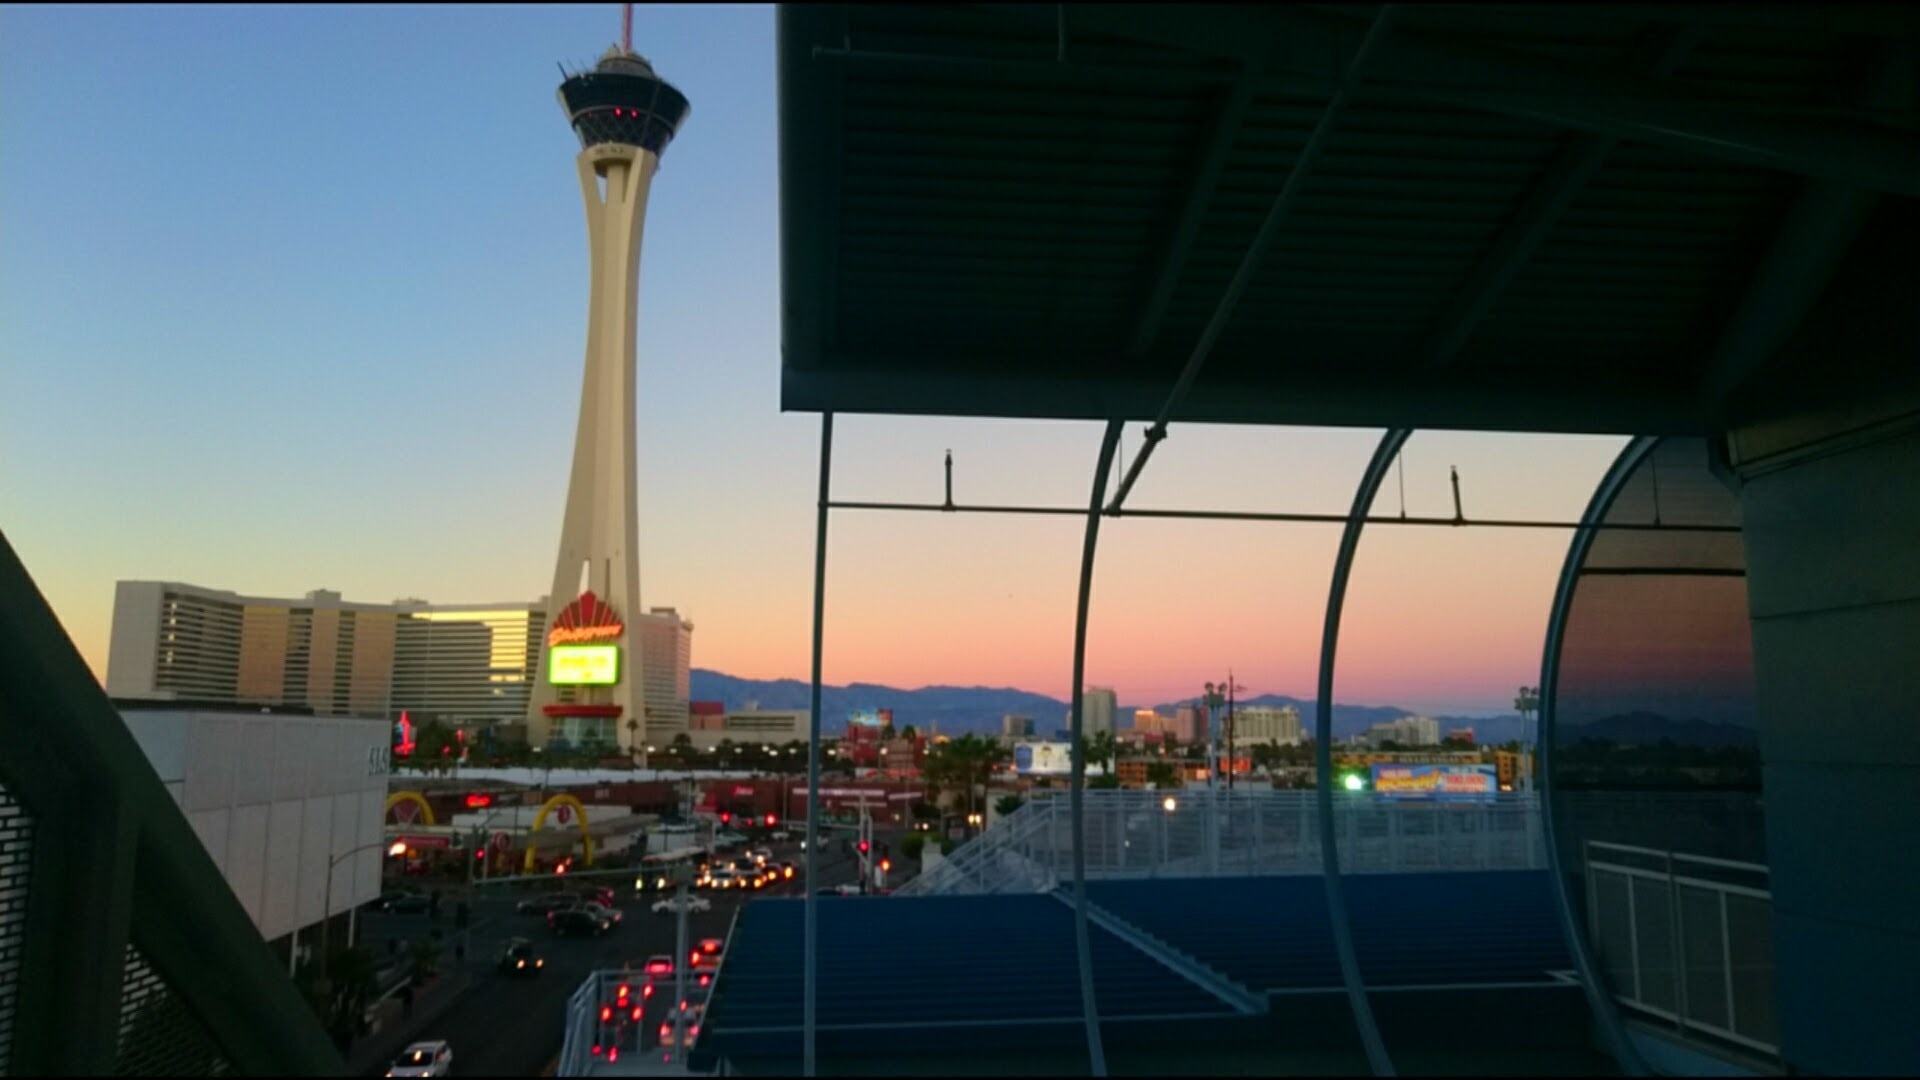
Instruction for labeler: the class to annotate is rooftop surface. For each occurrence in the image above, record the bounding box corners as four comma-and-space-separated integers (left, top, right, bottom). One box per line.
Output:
689, 872, 1604, 1075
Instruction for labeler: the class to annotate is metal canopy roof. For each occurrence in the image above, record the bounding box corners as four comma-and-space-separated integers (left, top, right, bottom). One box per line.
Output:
778, 4, 1920, 434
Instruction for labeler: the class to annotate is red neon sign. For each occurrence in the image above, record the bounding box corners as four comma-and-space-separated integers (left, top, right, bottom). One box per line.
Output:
464, 793, 495, 809
547, 590, 624, 648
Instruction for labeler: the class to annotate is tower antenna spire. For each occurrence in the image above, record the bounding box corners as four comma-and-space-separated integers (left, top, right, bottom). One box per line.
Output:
622, 2, 633, 54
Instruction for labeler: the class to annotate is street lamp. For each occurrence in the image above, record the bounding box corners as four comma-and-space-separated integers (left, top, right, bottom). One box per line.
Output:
1162, 795, 1177, 813
319, 840, 407, 980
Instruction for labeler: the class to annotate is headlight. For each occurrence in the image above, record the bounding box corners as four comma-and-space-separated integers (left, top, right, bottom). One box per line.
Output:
516, 959, 525, 968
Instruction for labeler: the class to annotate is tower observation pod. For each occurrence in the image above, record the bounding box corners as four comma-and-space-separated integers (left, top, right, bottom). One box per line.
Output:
529, 43, 690, 755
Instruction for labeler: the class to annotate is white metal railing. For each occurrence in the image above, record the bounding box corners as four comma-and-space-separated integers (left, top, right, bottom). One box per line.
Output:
1584, 840, 1780, 1061
903, 790, 1545, 895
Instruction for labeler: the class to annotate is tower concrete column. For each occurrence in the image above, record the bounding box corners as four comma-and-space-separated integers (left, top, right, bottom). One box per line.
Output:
528, 46, 690, 755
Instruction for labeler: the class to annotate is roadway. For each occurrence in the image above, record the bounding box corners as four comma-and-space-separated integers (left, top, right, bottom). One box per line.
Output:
353, 836, 892, 1076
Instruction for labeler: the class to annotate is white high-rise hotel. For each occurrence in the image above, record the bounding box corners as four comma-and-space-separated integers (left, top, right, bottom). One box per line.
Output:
526, 37, 691, 757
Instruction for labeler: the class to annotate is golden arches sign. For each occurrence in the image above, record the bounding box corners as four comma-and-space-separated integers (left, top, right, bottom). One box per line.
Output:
522, 793, 595, 873
384, 791, 435, 826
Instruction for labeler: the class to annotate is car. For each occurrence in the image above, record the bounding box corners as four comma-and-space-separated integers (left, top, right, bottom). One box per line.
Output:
639, 954, 675, 981
769, 829, 792, 841
496, 937, 544, 977
833, 883, 863, 896
656, 1003, 706, 1050
377, 889, 430, 915
580, 901, 624, 929
517, 892, 578, 916
549, 906, 610, 937
697, 937, 725, 957
775, 860, 797, 881
652, 895, 712, 916
712, 830, 748, 848
385, 1040, 452, 1077
579, 884, 617, 908
708, 867, 742, 890
748, 847, 773, 866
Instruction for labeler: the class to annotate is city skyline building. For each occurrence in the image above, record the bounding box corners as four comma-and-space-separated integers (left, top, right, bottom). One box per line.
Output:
1233, 704, 1303, 747
104, 580, 691, 745
1079, 686, 1117, 737
526, 39, 691, 754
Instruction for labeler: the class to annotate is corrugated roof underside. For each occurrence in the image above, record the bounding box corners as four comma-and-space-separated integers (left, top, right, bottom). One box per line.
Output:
793, 3, 1893, 424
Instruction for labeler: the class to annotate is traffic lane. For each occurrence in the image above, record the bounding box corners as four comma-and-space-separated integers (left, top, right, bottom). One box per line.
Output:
412, 892, 746, 1078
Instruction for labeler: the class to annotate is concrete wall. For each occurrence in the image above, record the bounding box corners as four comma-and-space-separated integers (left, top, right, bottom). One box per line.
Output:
1734, 420, 1920, 1076
120, 708, 391, 943
104, 581, 163, 698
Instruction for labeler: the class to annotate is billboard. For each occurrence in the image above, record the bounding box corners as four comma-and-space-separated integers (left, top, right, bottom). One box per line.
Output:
1014, 741, 1075, 776
1370, 763, 1498, 801
548, 644, 620, 685
848, 708, 892, 728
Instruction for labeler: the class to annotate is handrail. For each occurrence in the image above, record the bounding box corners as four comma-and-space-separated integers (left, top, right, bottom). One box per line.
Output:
0, 529, 346, 1075
1582, 840, 1781, 1060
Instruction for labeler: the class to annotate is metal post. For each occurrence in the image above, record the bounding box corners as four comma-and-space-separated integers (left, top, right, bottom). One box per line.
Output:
668, 879, 689, 1062
1669, 851, 1689, 1036
289, 926, 300, 979
803, 413, 833, 1079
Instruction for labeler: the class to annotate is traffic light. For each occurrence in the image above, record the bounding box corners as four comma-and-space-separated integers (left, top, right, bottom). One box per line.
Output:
765, 813, 777, 827
880, 859, 891, 872
720, 811, 731, 824
857, 840, 869, 855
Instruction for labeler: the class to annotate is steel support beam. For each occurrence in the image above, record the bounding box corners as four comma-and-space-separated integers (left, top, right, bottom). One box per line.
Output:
1127, 68, 1259, 361
1068, 419, 1124, 1077
803, 412, 833, 1078
1537, 436, 1659, 1076
1313, 429, 1409, 1077
1698, 44, 1906, 414
1106, 6, 1401, 515
1424, 27, 1701, 368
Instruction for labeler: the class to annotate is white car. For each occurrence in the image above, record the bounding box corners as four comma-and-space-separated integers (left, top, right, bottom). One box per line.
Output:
712, 831, 748, 848
386, 1040, 452, 1077
769, 829, 792, 841
652, 894, 713, 915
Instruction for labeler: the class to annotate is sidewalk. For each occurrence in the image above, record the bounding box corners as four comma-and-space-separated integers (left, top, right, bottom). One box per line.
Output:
346, 968, 477, 1076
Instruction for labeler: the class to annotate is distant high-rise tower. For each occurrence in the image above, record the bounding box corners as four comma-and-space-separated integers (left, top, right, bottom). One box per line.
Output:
529, 31, 690, 752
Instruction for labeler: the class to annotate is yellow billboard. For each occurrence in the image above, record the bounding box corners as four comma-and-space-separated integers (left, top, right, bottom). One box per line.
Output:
548, 644, 620, 685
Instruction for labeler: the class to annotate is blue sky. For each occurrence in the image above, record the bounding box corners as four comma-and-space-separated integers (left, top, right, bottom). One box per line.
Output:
0, 4, 1628, 715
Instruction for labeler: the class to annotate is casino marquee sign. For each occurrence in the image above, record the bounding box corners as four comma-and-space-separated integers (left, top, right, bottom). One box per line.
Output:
546, 590, 624, 687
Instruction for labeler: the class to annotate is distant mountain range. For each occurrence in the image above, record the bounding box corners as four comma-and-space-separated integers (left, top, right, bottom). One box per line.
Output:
689, 669, 1537, 743
1561, 709, 1757, 748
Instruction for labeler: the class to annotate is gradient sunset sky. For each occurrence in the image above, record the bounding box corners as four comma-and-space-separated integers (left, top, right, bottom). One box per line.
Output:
0, 4, 1629, 716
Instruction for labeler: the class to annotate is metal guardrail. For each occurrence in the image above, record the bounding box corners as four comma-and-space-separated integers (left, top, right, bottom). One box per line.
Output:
1583, 840, 1780, 1061
905, 790, 1546, 895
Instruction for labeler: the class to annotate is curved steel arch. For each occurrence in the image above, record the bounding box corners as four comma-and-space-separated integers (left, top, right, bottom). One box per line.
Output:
383, 790, 435, 827
1536, 435, 1657, 1076
1313, 427, 1407, 1076
520, 793, 596, 874
1067, 419, 1124, 1077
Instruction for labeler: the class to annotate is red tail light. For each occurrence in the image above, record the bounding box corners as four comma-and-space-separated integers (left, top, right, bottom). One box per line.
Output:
631, 1006, 642, 1021
642, 982, 655, 998
659, 1024, 670, 1040
599, 1006, 612, 1022
608, 1047, 619, 1064
617, 983, 630, 1000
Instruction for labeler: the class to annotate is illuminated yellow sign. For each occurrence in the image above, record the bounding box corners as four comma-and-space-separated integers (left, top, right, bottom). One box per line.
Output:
549, 644, 620, 686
